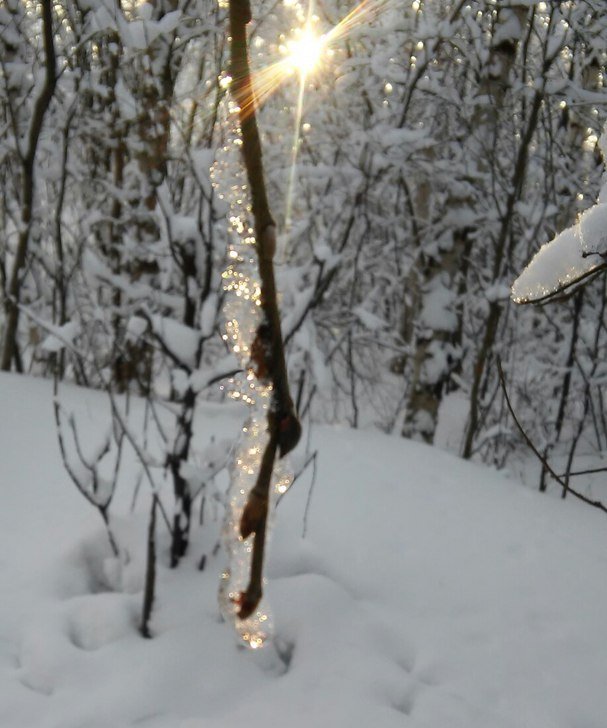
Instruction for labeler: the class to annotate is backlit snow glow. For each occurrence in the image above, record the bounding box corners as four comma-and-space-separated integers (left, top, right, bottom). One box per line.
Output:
512, 219, 604, 304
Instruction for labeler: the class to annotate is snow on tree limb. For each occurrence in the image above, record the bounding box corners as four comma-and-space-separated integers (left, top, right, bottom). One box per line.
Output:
579, 203, 607, 257
513, 126, 607, 305
511, 224, 605, 305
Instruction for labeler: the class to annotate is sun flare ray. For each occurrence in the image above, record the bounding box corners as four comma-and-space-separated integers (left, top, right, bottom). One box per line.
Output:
231, 0, 397, 263
282, 70, 307, 261
243, 0, 394, 117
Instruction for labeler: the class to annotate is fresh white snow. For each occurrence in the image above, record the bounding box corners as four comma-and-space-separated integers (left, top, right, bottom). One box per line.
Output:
512, 160, 607, 305
1, 373, 607, 727
511, 224, 604, 304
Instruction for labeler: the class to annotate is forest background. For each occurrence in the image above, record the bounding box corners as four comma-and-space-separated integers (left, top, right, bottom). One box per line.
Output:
1, 0, 607, 500
3, 3, 607, 723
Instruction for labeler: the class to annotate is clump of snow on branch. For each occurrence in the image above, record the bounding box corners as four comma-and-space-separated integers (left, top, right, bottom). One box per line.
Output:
41, 321, 80, 353
512, 129, 607, 304
579, 203, 607, 257
511, 226, 603, 304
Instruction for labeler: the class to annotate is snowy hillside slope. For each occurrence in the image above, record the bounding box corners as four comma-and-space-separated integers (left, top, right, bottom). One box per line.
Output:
1, 373, 607, 728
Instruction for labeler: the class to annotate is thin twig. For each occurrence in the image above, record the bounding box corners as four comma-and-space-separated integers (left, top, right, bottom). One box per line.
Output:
302, 450, 318, 539
53, 376, 119, 555
106, 392, 172, 532
557, 466, 607, 478
140, 495, 157, 639
497, 358, 607, 516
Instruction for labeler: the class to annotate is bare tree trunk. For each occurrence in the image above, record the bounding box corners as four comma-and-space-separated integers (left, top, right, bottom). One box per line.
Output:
402, 4, 528, 444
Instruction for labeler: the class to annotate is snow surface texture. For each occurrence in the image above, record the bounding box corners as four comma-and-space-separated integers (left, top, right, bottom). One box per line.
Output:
2, 373, 607, 727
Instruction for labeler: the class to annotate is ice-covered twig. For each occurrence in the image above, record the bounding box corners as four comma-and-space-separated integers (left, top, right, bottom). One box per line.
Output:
228, 0, 301, 455
237, 436, 277, 619
224, 0, 302, 622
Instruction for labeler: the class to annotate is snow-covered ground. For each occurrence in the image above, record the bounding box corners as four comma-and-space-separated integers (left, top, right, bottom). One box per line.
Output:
1, 372, 607, 728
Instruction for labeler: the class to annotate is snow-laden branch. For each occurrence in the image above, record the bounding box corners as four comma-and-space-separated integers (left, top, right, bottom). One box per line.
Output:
512, 131, 607, 304
511, 224, 606, 304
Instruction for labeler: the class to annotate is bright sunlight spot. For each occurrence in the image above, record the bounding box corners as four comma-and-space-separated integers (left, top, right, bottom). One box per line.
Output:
285, 25, 325, 75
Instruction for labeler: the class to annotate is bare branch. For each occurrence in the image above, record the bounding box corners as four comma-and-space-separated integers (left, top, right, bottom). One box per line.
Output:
497, 358, 607, 516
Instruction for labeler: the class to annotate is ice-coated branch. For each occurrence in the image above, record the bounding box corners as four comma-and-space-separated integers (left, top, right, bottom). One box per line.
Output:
227, 0, 302, 620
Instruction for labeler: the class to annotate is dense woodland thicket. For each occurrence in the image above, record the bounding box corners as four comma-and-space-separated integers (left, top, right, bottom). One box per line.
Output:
1, 0, 606, 487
